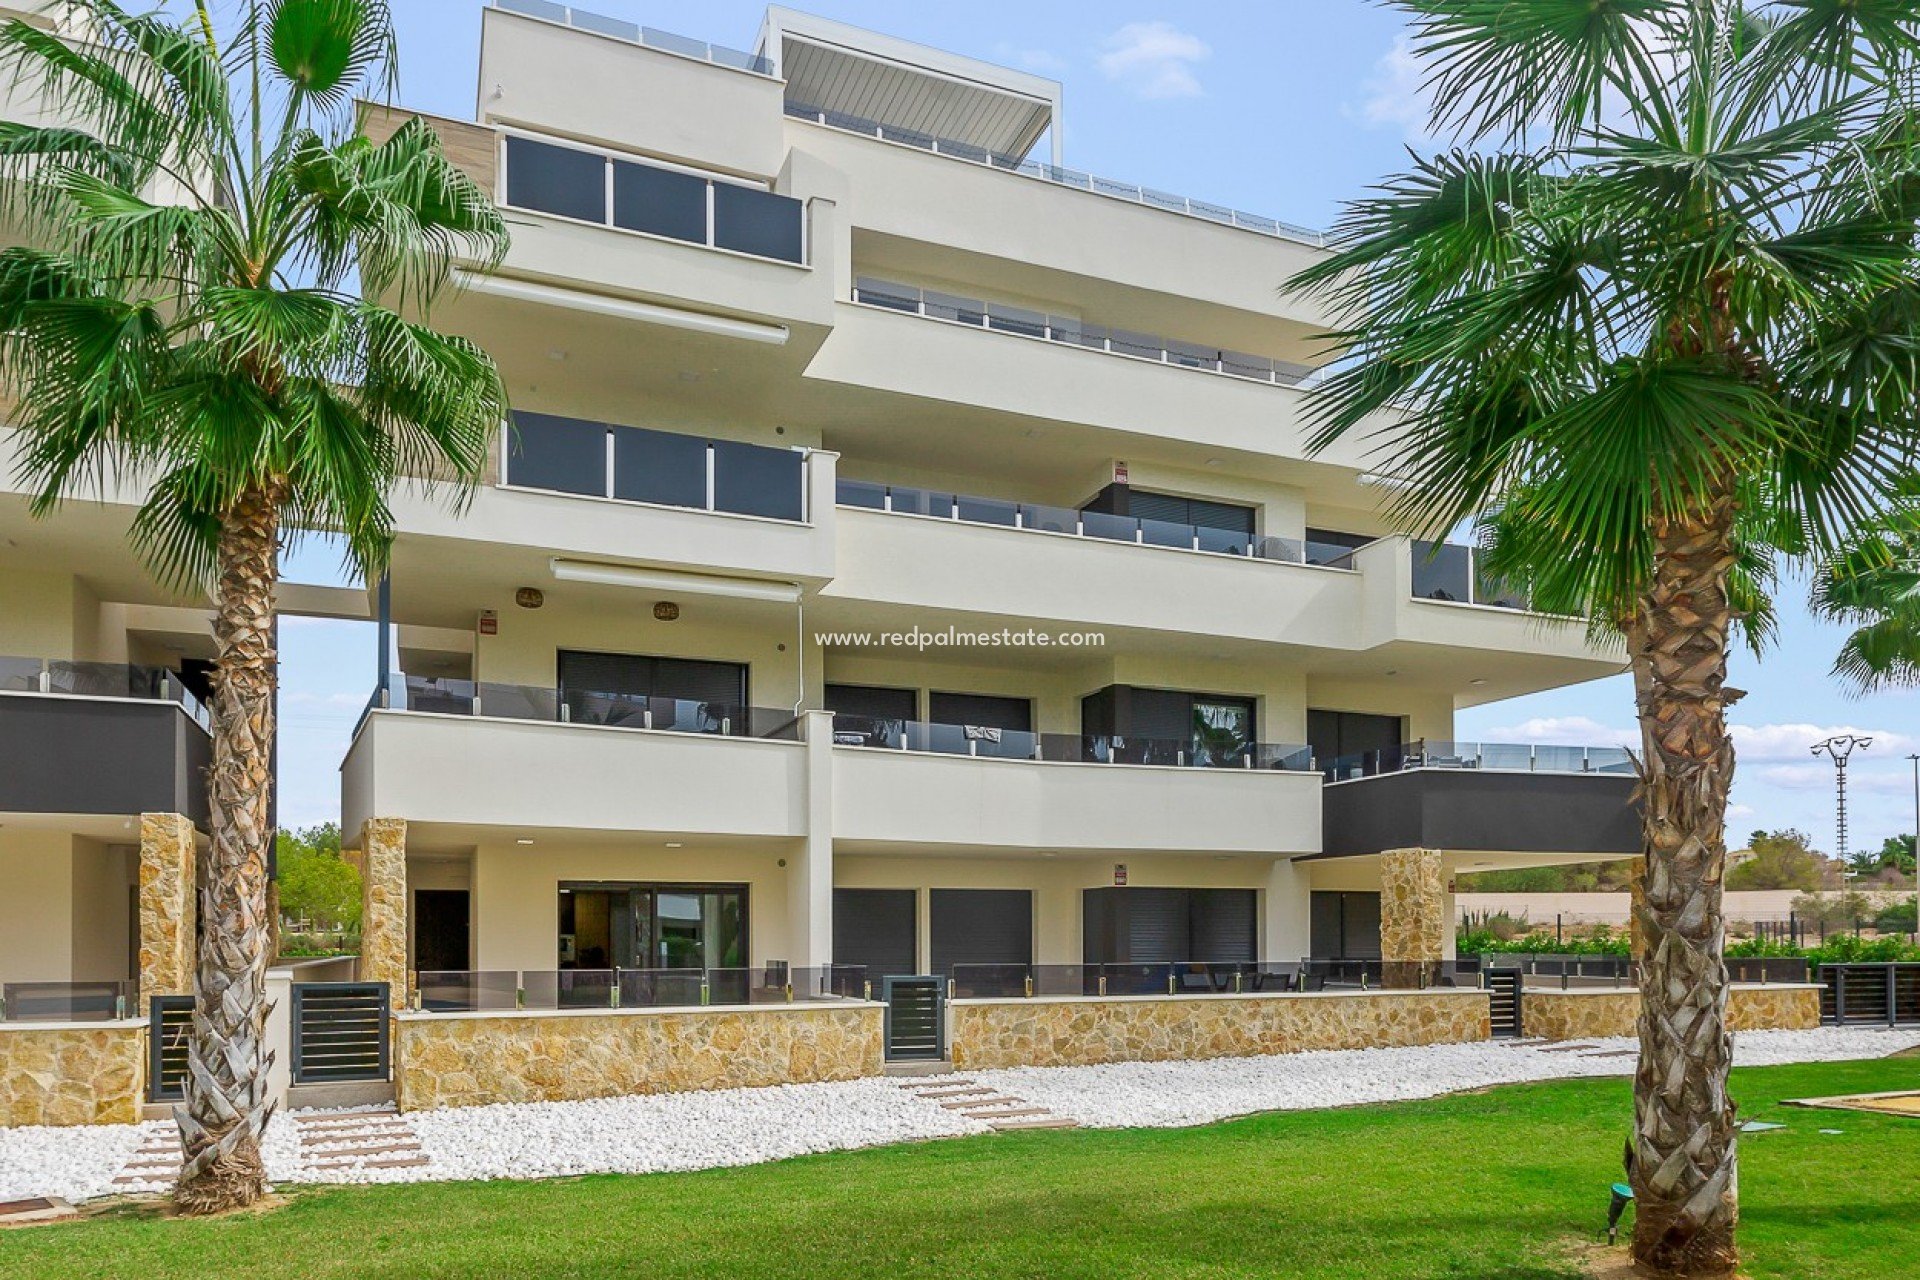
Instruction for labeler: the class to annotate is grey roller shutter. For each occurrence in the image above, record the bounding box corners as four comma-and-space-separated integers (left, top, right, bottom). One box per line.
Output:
929, 889, 1032, 974
833, 889, 916, 983
1190, 889, 1256, 962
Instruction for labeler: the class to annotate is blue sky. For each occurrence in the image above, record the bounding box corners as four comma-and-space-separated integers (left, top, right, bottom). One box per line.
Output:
276, 1, 1917, 855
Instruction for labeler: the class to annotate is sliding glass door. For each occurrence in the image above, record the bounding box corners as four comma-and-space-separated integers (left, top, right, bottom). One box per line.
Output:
559, 882, 747, 972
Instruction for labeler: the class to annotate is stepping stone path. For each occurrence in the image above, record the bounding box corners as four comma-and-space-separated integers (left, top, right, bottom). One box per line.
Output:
896, 1078, 1078, 1133
110, 1108, 430, 1191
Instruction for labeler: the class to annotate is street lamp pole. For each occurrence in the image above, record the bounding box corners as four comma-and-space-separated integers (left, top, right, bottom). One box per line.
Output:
1810, 734, 1872, 867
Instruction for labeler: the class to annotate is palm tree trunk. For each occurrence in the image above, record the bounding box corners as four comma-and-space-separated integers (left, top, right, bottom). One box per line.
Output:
175, 482, 282, 1214
1629, 481, 1741, 1275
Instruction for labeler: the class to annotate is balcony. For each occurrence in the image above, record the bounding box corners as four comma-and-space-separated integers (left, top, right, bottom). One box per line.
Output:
341, 678, 807, 838
501, 134, 806, 266
0, 658, 211, 823
1318, 740, 1640, 859
832, 737, 1323, 855
852, 277, 1319, 390
827, 503, 1364, 648
386, 413, 838, 587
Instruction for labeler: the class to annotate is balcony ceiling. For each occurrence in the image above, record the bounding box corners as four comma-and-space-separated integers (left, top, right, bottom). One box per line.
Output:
776, 30, 1054, 161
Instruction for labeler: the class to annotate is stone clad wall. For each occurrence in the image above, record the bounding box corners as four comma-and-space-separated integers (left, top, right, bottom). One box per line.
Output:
137, 811, 196, 1003
948, 989, 1490, 1071
1523, 983, 1822, 1042
0, 1022, 146, 1127
1380, 848, 1445, 988
394, 1002, 883, 1111
359, 817, 409, 1010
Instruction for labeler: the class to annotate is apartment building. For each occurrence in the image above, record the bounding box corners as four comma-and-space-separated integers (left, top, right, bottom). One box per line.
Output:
340, 0, 1642, 1048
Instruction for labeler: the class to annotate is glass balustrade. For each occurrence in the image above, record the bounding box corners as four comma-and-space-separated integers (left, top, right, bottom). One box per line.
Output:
835, 478, 1327, 568
0, 656, 210, 729
828, 714, 1314, 771
785, 102, 1325, 247
492, 2, 774, 75
853, 276, 1319, 389
1323, 739, 1635, 781
387, 676, 802, 741
1411, 540, 1531, 610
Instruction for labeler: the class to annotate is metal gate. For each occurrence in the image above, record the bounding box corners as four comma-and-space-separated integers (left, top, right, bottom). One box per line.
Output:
1820, 964, 1920, 1026
147, 995, 194, 1102
1485, 967, 1523, 1039
291, 982, 391, 1084
881, 975, 944, 1061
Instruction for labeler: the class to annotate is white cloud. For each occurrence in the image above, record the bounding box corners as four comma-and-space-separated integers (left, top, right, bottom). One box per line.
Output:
1096, 21, 1208, 100
1727, 803, 1756, 819
1480, 715, 1639, 748
1753, 763, 1911, 794
1350, 33, 1435, 143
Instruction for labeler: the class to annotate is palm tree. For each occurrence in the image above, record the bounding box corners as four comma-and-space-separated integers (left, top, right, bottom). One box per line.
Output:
0, 1, 506, 1213
1816, 502, 1920, 691
1290, 3, 1920, 1272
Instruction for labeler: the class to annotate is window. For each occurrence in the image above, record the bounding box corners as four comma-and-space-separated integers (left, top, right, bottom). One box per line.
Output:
505, 136, 606, 223
1310, 891, 1382, 960
1307, 710, 1405, 772
557, 650, 748, 730
1082, 685, 1257, 765
928, 692, 1031, 731
559, 883, 747, 971
1082, 888, 1258, 964
825, 684, 915, 748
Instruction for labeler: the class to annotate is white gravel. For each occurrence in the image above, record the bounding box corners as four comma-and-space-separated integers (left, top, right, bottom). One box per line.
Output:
962, 1027, 1920, 1129
2, 1026, 1910, 1202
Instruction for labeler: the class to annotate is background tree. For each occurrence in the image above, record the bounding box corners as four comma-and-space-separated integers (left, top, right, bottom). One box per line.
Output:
1290, 3, 1920, 1272
1815, 501, 1920, 692
0, 1, 506, 1212
275, 822, 360, 935
1849, 833, 1916, 879
1725, 829, 1831, 892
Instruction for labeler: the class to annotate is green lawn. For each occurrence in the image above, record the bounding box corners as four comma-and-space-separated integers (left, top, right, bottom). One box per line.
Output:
4, 1059, 1917, 1279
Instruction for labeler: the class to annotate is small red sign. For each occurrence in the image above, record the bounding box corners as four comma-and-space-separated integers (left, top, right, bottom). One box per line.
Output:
1113, 863, 1128, 886
1113, 462, 1130, 485
478, 609, 498, 636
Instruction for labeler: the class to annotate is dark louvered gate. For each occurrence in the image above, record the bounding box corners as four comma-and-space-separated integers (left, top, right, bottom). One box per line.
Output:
1821, 964, 1920, 1026
882, 975, 944, 1061
291, 982, 391, 1083
1485, 967, 1523, 1039
148, 995, 194, 1102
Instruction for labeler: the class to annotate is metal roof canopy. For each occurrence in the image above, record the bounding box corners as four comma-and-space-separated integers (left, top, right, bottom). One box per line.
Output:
758, 6, 1062, 166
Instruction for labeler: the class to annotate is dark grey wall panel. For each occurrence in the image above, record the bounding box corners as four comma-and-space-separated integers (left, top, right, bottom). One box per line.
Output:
0, 696, 209, 825
1321, 770, 1639, 857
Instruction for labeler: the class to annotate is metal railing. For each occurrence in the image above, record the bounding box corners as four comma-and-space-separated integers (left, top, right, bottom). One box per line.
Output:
837, 478, 1361, 569
493, 1, 774, 75
377, 676, 803, 741
413, 965, 869, 1012
1411, 540, 1530, 610
1325, 739, 1637, 782
0, 656, 210, 730
1819, 963, 1920, 1026
945, 959, 1488, 998
829, 715, 1314, 771
0, 979, 136, 1022
852, 277, 1321, 389
787, 101, 1327, 247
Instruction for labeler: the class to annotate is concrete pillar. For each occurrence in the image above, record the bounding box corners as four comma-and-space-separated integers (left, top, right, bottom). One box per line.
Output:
137, 812, 196, 1005
1379, 847, 1445, 989
359, 817, 409, 1009
1262, 857, 1311, 963
788, 710, 837, 972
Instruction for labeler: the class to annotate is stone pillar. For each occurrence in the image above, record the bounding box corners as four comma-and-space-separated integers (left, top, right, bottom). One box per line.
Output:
1379, 847, 1445, 989
1626, 855, 1648, 966
359, 817, 409, 1010
137, 812, 197, 1005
